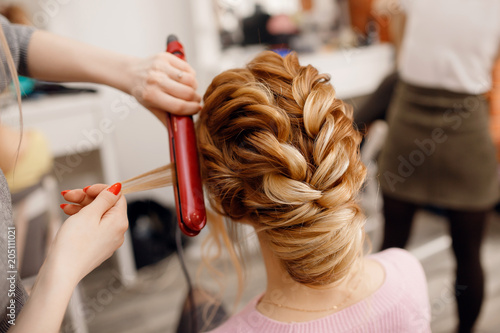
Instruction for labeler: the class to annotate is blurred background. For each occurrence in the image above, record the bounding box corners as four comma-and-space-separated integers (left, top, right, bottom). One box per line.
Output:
0, 0, 499, 332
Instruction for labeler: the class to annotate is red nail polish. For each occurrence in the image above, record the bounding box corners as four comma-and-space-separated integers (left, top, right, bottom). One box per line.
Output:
61, 190, 70, 196
60, 204, 68, 209
107, 183, 122, 195
83, 185, 91, 193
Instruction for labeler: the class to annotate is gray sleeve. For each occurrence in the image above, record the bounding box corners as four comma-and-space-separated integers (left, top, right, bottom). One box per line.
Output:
0, 171, 28, 332
1, 15, 36, 76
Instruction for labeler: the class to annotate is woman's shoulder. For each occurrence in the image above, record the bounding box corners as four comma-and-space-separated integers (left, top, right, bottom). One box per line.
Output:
368, 247, 428, 295
207, 249, 430, 333
363, 248, 427, 297
369, 247, 424, 273
367, 248, 430, 317
353, 248, 430, 331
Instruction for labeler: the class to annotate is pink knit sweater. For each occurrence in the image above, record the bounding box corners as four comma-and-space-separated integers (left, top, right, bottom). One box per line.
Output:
208, 248, 431, 333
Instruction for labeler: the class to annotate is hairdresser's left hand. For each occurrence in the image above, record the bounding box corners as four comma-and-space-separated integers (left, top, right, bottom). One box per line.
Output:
61, 184, 110, 215
126, 53, 202, 126
49, 183, 128, 284
10, 183, 127, 333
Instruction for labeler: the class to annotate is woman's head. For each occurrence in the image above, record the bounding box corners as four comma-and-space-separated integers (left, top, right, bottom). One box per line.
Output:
198, 51, 366, 287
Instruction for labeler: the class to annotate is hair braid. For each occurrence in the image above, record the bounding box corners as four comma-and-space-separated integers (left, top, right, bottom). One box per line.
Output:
198, 51, 367, 286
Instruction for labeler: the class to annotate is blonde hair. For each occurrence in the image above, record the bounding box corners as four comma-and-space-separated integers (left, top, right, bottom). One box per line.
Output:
197, 51, 367, 287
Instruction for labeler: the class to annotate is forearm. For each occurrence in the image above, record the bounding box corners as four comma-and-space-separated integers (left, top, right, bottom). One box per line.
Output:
26, 30, 137, 94
10, 258, 76, 333
25, 29, 201, 117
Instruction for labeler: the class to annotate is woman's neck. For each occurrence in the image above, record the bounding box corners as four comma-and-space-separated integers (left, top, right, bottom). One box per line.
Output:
255, 231, 383, 322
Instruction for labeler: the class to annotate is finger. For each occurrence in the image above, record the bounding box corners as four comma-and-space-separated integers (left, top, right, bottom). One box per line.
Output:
149, 103, 202, 126
81, 183, 122, 220
102, 195, 128, 220
62, 189, 86, 205
152, 53, 197, 87
101, 196, 129, 234
147, 90, 201, 116
167, 68, 198, 91
60, 203, 83, 216
164, 53, 197, 75
148, 72, 201, 102
62, 184, 108, 207
84, 184, 108, 198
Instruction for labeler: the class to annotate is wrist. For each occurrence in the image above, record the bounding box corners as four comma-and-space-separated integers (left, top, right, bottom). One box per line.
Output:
119, 54, 139, 95
37, 253, 80, 293
87, 50, 138, 95
104, 54, 138, 95
39, 237, 85, 291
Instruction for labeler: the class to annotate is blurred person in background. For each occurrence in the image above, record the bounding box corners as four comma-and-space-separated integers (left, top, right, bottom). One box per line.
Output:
376, 1, 500, 332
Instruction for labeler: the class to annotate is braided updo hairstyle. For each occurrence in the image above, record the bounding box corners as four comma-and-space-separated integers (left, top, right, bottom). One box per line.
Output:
197, 51, 367, 287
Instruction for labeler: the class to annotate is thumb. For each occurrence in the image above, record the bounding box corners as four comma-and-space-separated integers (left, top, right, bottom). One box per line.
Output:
84, 183, 122, 219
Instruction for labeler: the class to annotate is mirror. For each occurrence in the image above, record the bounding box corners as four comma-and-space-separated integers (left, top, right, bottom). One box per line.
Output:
213, 0, 362, 52
212, 0, 386, 52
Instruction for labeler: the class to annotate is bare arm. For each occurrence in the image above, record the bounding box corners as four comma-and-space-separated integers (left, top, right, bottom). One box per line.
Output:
26, 30, 136, 94
26, 30, 201, 120
10, 185, 128, 333
9, 259, 76, 333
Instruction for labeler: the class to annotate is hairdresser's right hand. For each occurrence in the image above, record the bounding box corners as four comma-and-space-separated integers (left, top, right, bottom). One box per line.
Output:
127, 53, 202, 127
47, 183, 128, 285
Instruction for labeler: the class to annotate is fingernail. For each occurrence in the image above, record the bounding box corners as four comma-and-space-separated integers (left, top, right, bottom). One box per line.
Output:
83, 185, 91, 193
61, 190, 70, 196
107, 183, 122, 196
60, 204, 68, 209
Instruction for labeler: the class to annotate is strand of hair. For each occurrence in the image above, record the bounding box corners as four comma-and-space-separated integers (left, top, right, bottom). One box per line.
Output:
120, 163, 175, 194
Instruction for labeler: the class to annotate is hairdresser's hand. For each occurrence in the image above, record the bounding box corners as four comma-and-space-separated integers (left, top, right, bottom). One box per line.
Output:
26, 31, 201, 126
61, 184, 109, 215
50, 183, 128, 284
127, 53, 202, 126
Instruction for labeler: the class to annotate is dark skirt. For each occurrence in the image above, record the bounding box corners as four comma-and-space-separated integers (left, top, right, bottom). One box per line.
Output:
378, 81, 499, 210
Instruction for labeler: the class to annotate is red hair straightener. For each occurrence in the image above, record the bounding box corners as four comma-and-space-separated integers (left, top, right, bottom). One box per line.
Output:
166, 35, 206, 236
